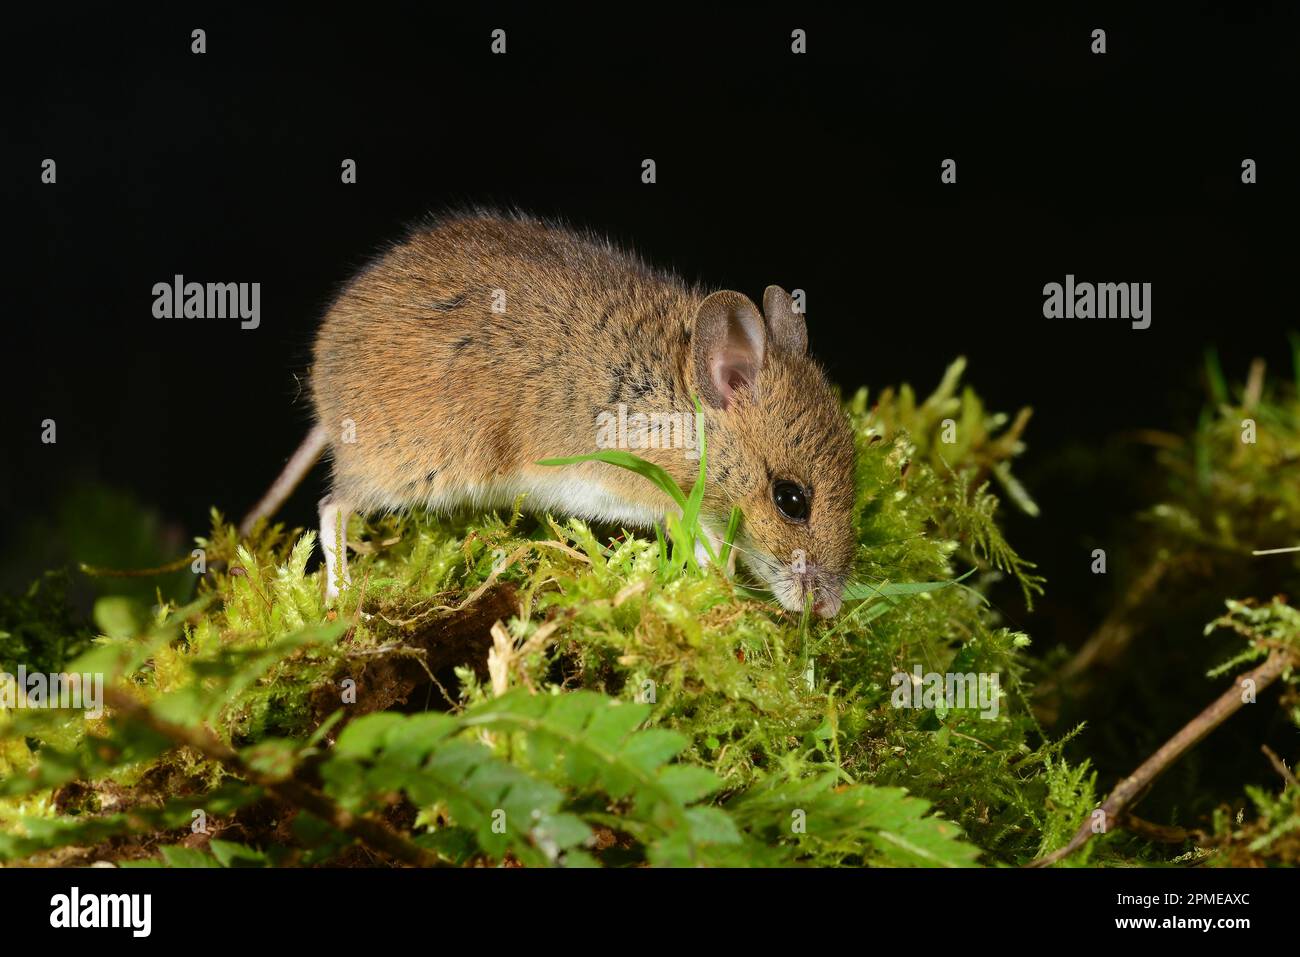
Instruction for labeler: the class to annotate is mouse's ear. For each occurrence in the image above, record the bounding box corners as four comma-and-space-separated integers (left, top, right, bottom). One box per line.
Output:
762, 285, 808, 355
692, 290, 766, 410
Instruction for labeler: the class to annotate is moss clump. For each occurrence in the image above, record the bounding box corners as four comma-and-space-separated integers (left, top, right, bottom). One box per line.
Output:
1, 357, 1294, 868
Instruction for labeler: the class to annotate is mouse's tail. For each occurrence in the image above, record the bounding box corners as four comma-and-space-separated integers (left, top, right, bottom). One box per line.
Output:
238, 423, 330, 537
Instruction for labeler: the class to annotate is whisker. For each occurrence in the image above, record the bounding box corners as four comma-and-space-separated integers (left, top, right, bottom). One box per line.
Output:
719, 541, 784, 576
721, 537, 797, 573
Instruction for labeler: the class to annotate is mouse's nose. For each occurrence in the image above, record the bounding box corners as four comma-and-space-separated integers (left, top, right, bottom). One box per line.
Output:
792, 562, 844, 618
812, 593, 842, 618
810, 575, 845, 617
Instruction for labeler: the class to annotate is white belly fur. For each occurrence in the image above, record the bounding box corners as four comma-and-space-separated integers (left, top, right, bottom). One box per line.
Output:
363, 471, 670, 530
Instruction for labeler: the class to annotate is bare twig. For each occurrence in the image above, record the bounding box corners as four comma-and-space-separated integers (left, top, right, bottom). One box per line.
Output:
1242, 358, 1266, 410
1117, 813, 1192, 845
1035, 557, 1173, 724
79, 555, 197, 578
1029, 649, 1295, 867
1057, 557, 1170, 685
104, 687, 444, 867
1261, 744, 1297, 789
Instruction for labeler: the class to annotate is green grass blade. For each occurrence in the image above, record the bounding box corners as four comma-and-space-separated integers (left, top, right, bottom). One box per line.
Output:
1289, 330, 1300, 394
1204, 347, 1228, 405
653, 520, 669, 574
842, 568, 976, 602
720, 506, 742, 566
680, 397, 715, 564
666, 513, 698, 573
538, 451, 688, 511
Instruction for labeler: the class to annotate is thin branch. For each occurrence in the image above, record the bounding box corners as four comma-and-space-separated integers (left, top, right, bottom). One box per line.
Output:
1058, 557, 1170, 685
1117, 813, 1192, 845
79, 555, 197, 578
104, 687, 444, 867
1029, 649, 1294, 868
1261, 744, 1297, 789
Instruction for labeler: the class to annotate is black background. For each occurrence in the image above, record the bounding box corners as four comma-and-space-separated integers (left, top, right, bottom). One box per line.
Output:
0, 864, 1276, 940
4, 5, 1298, 803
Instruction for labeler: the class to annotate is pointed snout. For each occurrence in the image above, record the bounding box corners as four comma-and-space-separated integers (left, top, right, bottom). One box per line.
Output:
813, 589, 843, 619
789, 564, 845, 618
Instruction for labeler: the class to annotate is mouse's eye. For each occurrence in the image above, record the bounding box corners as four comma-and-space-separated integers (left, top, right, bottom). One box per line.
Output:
772, 480, 809, 522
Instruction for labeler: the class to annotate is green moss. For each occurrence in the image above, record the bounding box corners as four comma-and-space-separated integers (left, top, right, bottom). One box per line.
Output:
1, 357, 1295, 867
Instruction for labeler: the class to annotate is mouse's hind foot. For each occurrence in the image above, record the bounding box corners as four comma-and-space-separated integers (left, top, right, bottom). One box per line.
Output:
319, 494, 354, 603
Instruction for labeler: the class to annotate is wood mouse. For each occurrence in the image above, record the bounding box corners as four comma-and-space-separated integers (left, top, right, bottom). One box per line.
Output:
240, 212, 857, 616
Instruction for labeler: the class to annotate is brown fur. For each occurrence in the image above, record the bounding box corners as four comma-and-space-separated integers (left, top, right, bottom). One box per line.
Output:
309, 211, 857, 614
